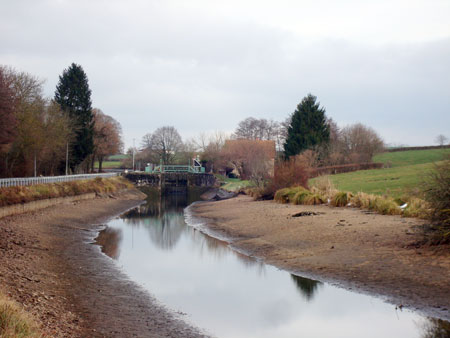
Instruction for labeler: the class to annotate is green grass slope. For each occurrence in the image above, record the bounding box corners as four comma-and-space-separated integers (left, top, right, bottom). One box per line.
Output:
373, 148, 450, 167
313, 148, 450, 197
94, 161, 123, 169
215, 174, 254, 192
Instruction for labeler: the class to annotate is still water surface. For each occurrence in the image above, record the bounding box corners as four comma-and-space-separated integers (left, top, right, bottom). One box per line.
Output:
96, 191, 447, 338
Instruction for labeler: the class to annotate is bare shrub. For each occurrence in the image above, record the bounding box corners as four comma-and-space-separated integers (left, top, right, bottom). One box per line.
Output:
221, 139, 275, 187
339, 123, 385, 163
272, 156, 309, 191
422, 156, 450, 243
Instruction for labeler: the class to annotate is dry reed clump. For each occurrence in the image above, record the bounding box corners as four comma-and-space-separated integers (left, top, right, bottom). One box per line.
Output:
349, 192, 401, 215
349, 192, 373, 208
372, 197, 402, 215
401, 197, 431, 219
274, 187, 307, 204
300, 192, 326, 205
0, 291, 40, 338
273, 187, 326, 206
310, 176, 338, 200
350, 192, 429, 216
273, 177, 433, 219
292, 189, 311, 205
0, 177, 134, 207
331, 191, 353, 207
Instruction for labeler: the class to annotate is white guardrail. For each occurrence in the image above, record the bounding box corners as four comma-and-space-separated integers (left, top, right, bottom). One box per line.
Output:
0, 173, 120, 188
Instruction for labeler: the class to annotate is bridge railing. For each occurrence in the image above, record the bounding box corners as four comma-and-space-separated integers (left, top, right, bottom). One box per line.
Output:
146, 165, 205, 174
0, 173, 119, 188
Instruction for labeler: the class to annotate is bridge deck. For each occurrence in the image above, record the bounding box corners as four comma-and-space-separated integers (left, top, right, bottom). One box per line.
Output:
125, 172, 215, 188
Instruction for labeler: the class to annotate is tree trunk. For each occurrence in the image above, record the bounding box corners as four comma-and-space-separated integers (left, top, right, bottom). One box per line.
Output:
99, 156, 103, 173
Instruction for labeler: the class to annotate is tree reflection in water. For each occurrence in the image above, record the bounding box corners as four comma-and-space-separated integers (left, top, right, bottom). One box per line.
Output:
420, 318, 450, 338
290, 274, 323, 301
117, 187, 265, 269
95, 226, 123, 260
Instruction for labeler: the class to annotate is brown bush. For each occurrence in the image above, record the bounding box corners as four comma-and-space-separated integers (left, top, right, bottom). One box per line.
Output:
423, 156, 450, 244
272, 156, 309, 191
260, 156, 310, 200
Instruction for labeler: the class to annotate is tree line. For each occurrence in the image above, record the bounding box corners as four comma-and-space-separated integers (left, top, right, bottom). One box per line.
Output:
132, 93, 384, 189
0, 63, 122, 177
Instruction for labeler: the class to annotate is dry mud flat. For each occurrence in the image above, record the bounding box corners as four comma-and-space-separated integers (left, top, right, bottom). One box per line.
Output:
0, 190, 206, 337
192, 195, 450, 321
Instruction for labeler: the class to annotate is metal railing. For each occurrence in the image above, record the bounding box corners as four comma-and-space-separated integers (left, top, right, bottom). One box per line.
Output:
146, 165, 206, 174
0, 173, 119, 188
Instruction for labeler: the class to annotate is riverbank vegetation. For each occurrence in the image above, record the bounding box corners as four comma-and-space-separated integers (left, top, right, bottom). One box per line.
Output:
0, 291, 40, 338
0, 177, 133, 207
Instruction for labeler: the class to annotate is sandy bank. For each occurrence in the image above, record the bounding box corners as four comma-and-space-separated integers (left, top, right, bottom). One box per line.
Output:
192, 195, 450, 321
0, 189, 206, 337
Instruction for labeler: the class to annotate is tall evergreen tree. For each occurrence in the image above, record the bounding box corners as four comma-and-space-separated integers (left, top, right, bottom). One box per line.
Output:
284, 94, 330, 158
54, 63, 94, 171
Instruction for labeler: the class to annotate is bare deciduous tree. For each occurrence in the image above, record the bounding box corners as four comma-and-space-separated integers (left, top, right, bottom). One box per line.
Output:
141, 126, 183, 164
221, 139, 275, 186
435, 134, 448, 146
92, 108, 123, 172
0, 66, 17, 148
199, 131, 228, 172
339, 123, 385, 163
234, 117, 284, 151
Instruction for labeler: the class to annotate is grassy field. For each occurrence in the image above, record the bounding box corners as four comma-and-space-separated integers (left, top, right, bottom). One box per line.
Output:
312, 148, 450, 198
107, 154, 128, 161
94, 161, 123, 169
373, 148, 450, 167
215, 174, 254, 192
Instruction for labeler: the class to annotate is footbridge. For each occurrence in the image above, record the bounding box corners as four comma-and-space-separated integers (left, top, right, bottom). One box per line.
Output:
124, 161, 215, 188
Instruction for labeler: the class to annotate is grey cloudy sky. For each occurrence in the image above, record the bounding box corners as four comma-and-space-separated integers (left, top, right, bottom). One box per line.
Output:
1, 0, 449, 149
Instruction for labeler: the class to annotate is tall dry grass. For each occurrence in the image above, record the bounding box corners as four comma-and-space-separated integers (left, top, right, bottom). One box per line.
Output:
273, 178, 431, 219
0, 177, 134, 207
0, 291, 40, 338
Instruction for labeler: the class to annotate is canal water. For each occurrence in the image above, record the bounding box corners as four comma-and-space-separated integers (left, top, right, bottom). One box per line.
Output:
96, 190, 448, 338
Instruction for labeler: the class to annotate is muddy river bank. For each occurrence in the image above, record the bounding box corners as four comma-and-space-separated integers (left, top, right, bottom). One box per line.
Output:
1, 188, 449, 337
96, 191, 449, 337
0, 189, 204, 337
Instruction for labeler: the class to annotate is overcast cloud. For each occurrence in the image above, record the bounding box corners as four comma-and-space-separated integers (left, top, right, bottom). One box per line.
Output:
1, 0, 449, 148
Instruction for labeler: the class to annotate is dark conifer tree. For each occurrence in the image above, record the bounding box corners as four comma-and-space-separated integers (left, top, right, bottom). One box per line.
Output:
54, 63, 94, 171
284, 94, 330, 158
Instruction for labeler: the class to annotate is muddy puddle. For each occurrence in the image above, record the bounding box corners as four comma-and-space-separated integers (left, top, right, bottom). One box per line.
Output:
96, 191, 449, 338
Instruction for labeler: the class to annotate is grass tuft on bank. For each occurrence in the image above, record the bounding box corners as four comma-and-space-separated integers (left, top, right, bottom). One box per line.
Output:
0, 177, 134, 207
273, 179, 431, 219
0, 291, 40, 338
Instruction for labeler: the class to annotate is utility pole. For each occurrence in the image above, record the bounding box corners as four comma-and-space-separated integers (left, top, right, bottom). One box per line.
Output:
34, 151, 37, 177
132, 138, 135, 171
65, 142, 69, 175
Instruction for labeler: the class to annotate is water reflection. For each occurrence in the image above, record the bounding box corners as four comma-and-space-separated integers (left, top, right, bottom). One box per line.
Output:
290, 274, 323, 301
94, 189, 449, 338
95, 226, 122, 259
420, 318, 450, 338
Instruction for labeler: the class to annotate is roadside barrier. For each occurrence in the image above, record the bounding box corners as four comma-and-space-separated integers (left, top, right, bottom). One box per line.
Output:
0, 173, 119, 188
